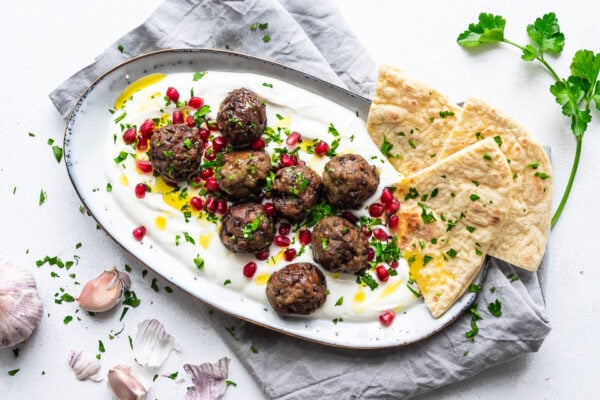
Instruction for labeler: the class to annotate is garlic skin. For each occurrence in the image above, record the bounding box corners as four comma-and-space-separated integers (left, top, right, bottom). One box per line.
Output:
77, 267, 131, 312
68, 349, 103, 382
184, 357, 230, 400
134, 319, 180, 368
107, 365, 147, 400
0, 259, 44, 349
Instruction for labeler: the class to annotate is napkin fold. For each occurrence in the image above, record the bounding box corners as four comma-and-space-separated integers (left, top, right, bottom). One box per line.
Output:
49, 1, 551, 398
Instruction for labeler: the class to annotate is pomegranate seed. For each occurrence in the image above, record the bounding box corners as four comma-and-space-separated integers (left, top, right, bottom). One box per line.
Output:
139, 119, 155, 140
206, 119, 219, 131
360, 225, 371, 238
251, 137, 266, 150
387, 214, 399, 229
278, 223, 291, 236
166, 87, 180, 102
185, 115, 196, 127
132, 226, 146, 241
279, 153, 297, 167
284, 248, 297, 261
264, 202, 277, 217
379, 310, 395, 327
122, 128, 137, 144
376, 265, 390, 282
172, 110, 184, 124
205, 176, 219, 192
367, 247, 375, 261
386, 199, 400, 215
274, 235, 291, 247
135, 183, 147, 199
136, 160, 153, 173
368, 203, 385, 218
373, 228, 389, 241
136, 136, 148, 151
199, 168, 213, 180
190, 196, 203, 211
380, 188, 393, 205
298, 230, 311, 246
243, 261, 257, 278
205, 196, 217, 212
341, 211, 358, 224
255, 250, 270, 261
216, 199, 228, 215
314, 141, 330, 156
198, 128, 210, 141
204, 147, 217, 161
286, 131, 301, 146
188, 96, 204, 109
212, 136, 228, 152
390, 260, 398, 269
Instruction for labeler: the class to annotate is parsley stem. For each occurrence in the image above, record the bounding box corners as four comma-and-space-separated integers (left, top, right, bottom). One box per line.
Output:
502, 39, 561, 81
551, 134, 582, 228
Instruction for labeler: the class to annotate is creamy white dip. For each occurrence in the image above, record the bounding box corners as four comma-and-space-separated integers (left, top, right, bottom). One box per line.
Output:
105, 71, 419, 322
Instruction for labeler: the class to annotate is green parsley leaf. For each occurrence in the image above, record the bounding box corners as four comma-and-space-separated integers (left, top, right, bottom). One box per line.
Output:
262, 82, 273, 88
224, 279, 231, 286
262, 35, 271, 43
535, 172, 551, 179
123, 291, 141, 307
51, 145, 63, 163
335, 296, 344, 306
250, 23, 258, 31
193, 71, 207, 81
483, 153, 492, 161
423, 255, 434, 265
8, 369, 20, 376
488, 299, 502, 317
63, 315, 73, 325
98, 340, 105, 353
469, 194, 480, 201
39, 189, 47, 206
457, 13, 506, 47
469, 283, 481, 293
117, 44, 124, 53
357, 272, 379, 291
106, 183, 112, 192
526, 12, 565, 54
439, 110, 455, 118
446, 248, 458, 258
493, 135, 503, 147
527, 162, 540, 169
226, 380, 237, 387
380, 134, 394, 158
466, 226, 476, 233
114, 151, 128, 164
258, 22, 269, 30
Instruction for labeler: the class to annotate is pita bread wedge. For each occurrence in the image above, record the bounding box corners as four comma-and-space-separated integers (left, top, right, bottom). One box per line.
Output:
440, 97, 552, 271
391, 138, 512, 318
367, 64, 462, 176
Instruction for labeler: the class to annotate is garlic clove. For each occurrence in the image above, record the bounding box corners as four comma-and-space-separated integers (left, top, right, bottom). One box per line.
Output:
68, 349, 103, 382
0, 259, 44, 349
134, 319, 180, 368
107, 365, 147, 400
77, 267, 131, 312
184, 357, 230, 400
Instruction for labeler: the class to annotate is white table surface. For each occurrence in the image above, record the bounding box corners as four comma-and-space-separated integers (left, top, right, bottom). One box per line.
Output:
1, 1, 599, 399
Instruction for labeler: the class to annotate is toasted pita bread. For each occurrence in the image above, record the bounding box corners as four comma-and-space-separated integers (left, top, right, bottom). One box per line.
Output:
367, 65, 461, 176
439, 97, 552, 271
391, 138, 513, 318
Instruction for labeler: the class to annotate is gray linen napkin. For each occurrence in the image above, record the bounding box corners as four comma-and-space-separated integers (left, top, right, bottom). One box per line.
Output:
49, 1, 551, 398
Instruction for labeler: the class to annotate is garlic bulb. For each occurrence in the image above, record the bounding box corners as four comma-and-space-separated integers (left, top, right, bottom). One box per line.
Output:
184, 357, 230, 400
68, 349, 103, 382
107, 365, 147, 400
0, 259, 44, 348
77, 267, 131, 312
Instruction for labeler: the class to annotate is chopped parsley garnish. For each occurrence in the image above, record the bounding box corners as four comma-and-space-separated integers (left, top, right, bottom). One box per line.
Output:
419, 203, 436, 224
430, 188, 439, 198
423, 255, 434, 265
183, 138, 193, 149
8, 369, 20, 376
465, 303, 482, 340
226, 380, 238, 387
193, 105, 211, 125
527, 162, 540, 169
493, 135, 503, 147
406, 273, 422, 298
483, 153, 492, 161
243, 215, 263, 240
123, 291, 141, 307
194, 257, 204, 269
63, 315, 73, 325
469, 283, 481, 293
262, 35, 271, 43
193, 71, 207, 81
114, 112, 127, 123
262, 82, 273, 88
151, 278, 159, 292
404, 187, 419, 200
106, 183, 112, 192
488, 299, 502, 317
439, 110, 455, 118
469, 194, 481, 201
224, 279, 232, 286
303, 201, 336, 228
51, 145, 63, 163
408, 139, 416, 149
117, 44, 124, 53
114, 151, 128, 164
507, 273, 520, 282
163, 150, 174, 158
335, 296, 344, 306
98, 340, 105, 353
446, 248, 458, 258
466, 226, 476, 233
167, 371, 179, 380
356, 272, 378, 291
380, 134, 394, 158
535, 172, 550, 179
39, 190, 47, 206
183, 231, 195, 245
321, 237, 328, 250
250, 345, 258, 353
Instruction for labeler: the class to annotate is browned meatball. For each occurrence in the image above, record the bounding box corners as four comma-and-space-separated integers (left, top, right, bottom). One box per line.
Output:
272, 166, 322, 221
219, 203, 275, 253
311, 216, 368, 274
216, 151, 271, 200
216, 88, 267, 148
148, 124, 203, 185
322, 154, 379, 209
266, 263, 327, 315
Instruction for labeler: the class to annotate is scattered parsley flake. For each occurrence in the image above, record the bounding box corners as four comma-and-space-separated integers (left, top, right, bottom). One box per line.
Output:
535, 172, 550, 179
262, 82, 273, 88
262, 35, 271, 43
117, 44, 124, 53
63, 315, 73, 325
335, 296, 344, 306
439, 110, 455, 118
8, 369, 20, 376
226, 380, 237, 387
469, 283, 481, 293
151, 278, 159, 292
469, 194, 480, 201
493, 135, 503, 147
39, 190, 47, 206
488, 299, 502, 317
193, 71, 207, 81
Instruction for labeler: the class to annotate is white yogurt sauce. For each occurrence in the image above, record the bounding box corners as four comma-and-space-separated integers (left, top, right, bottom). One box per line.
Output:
105, 71, 419, 322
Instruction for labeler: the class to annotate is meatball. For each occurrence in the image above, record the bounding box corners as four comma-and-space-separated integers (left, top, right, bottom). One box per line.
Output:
219, 203, 275, 253
311, 216, 368, 274
148, 124, 203, 185
272, 166, 322, 221
266, 263, 327, 315
216, 151, 271, 200
216, 88, 267, 148
322, 154, 379, 209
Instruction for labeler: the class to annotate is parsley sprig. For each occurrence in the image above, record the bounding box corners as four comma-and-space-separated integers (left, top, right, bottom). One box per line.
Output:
458, 12, 600, 228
